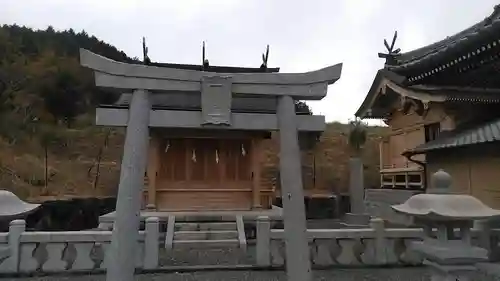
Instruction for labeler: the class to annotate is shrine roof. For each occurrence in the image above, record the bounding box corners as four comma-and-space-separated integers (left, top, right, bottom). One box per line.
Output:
355, 5, 500, 119
387, 5, 500, 78
355, 69, 500, 119
355, 73, 500, 119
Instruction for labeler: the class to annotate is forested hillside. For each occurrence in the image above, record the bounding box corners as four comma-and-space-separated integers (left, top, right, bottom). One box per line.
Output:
0, 25, 386, 207
0, 25, 135, 129
0, 25, 134, 201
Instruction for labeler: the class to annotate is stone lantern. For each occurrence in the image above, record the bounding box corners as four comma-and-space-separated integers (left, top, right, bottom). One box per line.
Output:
392, 170, 500, 281
0, 190, 40, 231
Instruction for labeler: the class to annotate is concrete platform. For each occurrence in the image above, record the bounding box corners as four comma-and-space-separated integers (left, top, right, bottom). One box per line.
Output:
99, 206, 284, 225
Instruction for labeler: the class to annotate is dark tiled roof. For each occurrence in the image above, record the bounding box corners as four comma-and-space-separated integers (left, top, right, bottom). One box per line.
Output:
404, 118, 500, 155
148, 62, 280, 73
387, 5, 500, 73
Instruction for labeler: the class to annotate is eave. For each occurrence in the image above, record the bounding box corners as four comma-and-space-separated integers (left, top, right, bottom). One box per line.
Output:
354, 70, 409, 118
355, 69, 500, 119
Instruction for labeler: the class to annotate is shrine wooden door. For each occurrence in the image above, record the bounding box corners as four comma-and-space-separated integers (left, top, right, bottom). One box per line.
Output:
155, 138, 253, 211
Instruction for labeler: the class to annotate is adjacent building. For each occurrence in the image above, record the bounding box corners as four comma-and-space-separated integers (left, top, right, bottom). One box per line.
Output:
356, 5, 500, 208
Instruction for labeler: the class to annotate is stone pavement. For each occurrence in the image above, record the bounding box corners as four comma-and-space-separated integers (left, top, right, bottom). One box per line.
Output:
0, 268, 491, 281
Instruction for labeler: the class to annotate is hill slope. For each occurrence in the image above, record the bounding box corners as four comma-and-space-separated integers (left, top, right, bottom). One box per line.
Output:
0, 25, 385, 203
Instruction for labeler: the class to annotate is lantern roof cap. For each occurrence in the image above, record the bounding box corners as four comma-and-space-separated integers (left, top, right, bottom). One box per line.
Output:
392, 170, 500, 221
0, 190, 40, 220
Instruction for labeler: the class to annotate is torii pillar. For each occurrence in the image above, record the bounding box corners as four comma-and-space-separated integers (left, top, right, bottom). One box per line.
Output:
106, 89, 151, 281
278, 95, 312, 281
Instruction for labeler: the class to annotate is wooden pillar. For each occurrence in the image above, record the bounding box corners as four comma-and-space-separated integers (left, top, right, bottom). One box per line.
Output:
379, 140, 384, 169
146, 134, 159, 210
277, 95, 312, 281
185, 139, 192, 181
106, 89, 150, 281
252, 139, 262, 209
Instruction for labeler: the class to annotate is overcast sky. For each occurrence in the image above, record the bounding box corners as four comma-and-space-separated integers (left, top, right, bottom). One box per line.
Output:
2, 0, 499, 123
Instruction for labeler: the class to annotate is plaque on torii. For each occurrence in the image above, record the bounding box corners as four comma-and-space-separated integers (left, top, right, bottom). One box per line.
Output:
200, 75, 232, 126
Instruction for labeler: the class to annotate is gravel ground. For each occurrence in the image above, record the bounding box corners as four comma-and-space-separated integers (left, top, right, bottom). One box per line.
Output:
0, 268, 493, 281
159, 246, 255, 266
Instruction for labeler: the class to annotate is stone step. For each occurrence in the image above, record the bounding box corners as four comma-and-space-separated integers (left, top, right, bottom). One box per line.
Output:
174, 230, 238, 241
175, 222, 237, 231
172, 239, 240, 249
173, 215, 232, 222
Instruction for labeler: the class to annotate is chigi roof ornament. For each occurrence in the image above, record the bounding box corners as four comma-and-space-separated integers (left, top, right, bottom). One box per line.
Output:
202, 41, 209, 69
142, 37, 151, 65
378, 31, 401, 65
261, 45, 270, 69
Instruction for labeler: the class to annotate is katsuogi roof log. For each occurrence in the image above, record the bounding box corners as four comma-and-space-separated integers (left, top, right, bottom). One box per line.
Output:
80, 48, 343, 100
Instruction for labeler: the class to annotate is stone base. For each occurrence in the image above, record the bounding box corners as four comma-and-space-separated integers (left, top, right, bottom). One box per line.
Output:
98, 206, 284, 230
342, 213, 371, 226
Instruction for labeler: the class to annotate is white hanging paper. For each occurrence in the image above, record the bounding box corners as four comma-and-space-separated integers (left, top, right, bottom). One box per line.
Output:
164, 141, 170, 153
192, 149, 197, 162
241, 144, 246, 156
215, 149, 219, 164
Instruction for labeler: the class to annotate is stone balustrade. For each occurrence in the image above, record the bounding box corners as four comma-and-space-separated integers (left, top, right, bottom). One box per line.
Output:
256, 217, 424, 267
256, 216, 500, 268
0, 215, 499, 275
0, 217, 159, 274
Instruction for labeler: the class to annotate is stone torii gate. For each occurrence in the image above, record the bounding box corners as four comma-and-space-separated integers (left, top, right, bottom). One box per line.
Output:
80, 48, 342, 281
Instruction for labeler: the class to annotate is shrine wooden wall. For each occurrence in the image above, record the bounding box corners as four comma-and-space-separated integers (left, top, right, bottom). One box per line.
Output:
426, 142, 500, 209
381, 103, 456, 170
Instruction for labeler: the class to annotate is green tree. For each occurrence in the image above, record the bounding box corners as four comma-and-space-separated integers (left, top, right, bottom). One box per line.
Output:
42, 70, 82, 127
348, 117, 368, 156
295, 100, 312, 115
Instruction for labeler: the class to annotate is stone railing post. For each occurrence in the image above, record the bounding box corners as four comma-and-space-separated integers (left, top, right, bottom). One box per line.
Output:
143, 217, 159, 269
370, 218, 387, 265
5, 219, 25, 273
256, 216, 271, 266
